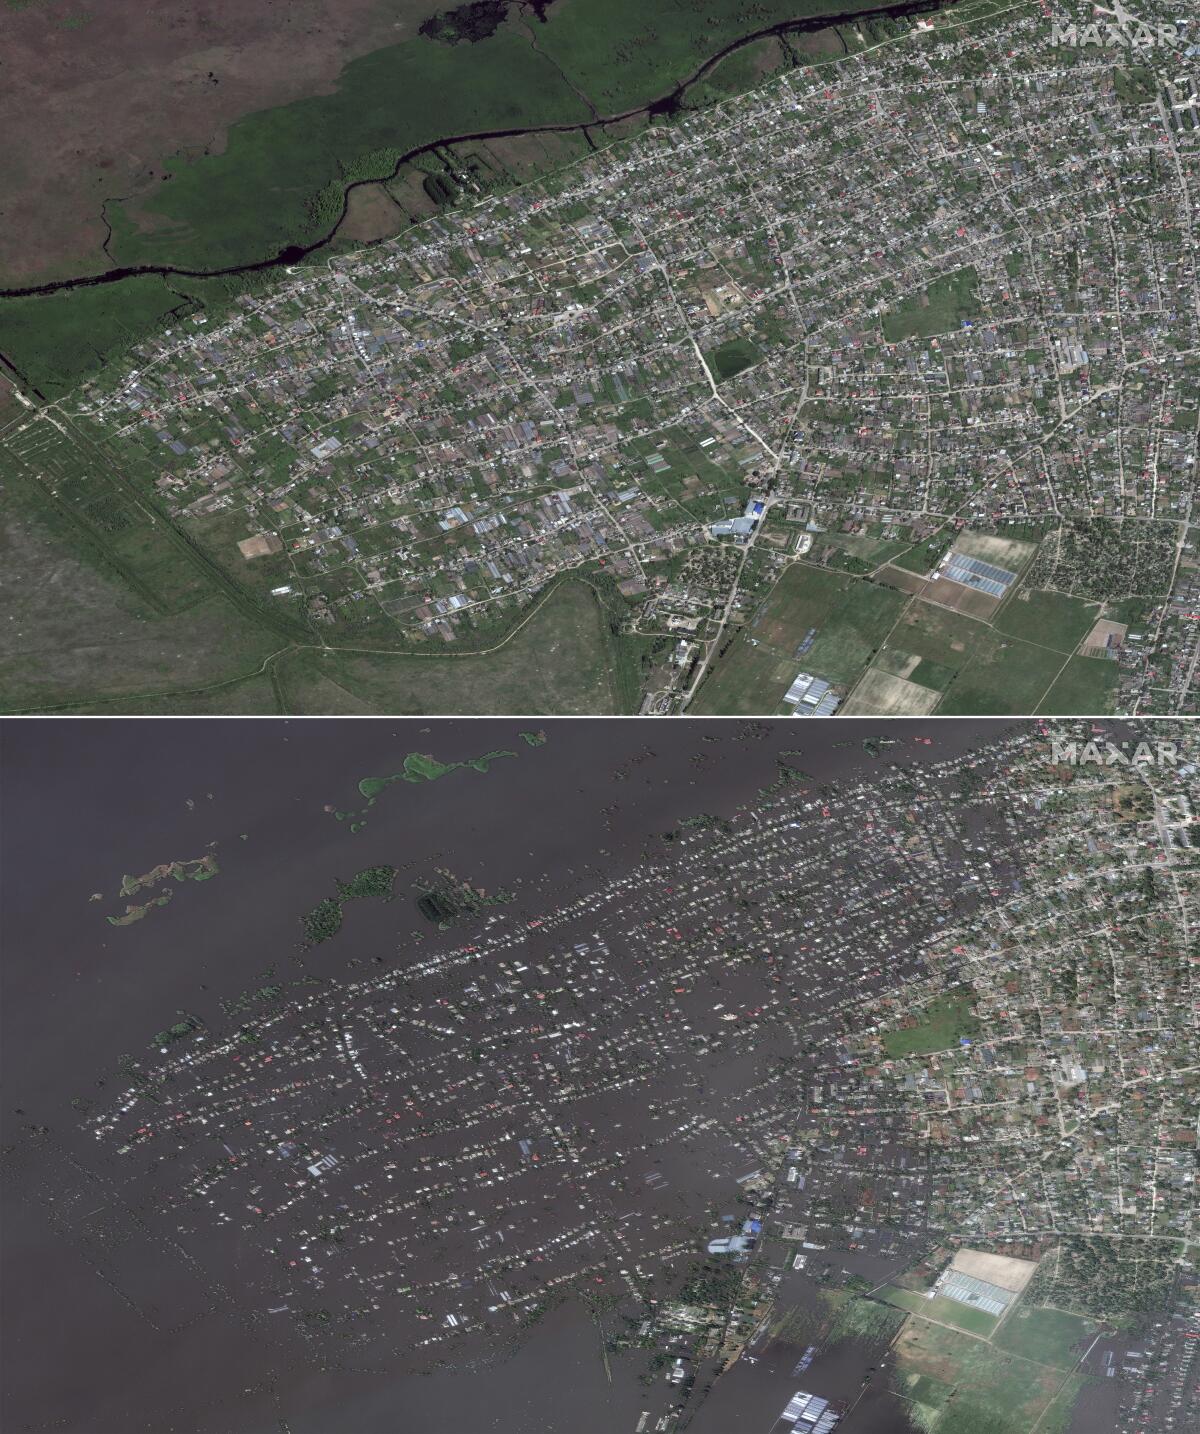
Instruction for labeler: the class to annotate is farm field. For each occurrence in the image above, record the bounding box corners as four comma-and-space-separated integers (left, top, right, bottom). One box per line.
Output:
1036, 654, 1122, 715
992, 1304, 1097, 1371
877, 1287, 1000, 1337
992, 588, 1101, 651
892, 1313, 1087, 1434
692, 564, 908, 714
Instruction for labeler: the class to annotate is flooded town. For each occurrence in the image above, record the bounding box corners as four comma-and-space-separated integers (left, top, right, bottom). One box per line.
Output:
1, 717, 1195, 1434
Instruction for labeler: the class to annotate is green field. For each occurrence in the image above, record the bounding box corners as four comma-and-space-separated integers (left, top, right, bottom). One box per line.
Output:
277, 580, 624, 715
935, 629, 1069, 715
693, 564, 908, 713
893, 1314, 1088, 1434
880, 987, 978, 1058
1036, 654, 1121, 715
862, 584, 1121, 715
0, 491, 283, 713
882, 267, 980, 342
992, 588, 1100, 652
993, 1304, 1095, 1370
878, 1287, 999, 1337
707, 337, 761, 381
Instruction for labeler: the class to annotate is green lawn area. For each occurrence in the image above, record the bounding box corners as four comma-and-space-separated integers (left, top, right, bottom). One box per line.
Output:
283, 580, 623, 714
935, 629, 1067, 714
707, 337, 761, 381
693, 564, 908, 713
880, 987, 979, 1058
1036, 654, 1120, 715
894, 1316, 1086, 1434
878, 1287, 999, 1337
993, 588, 1101, 652
993, 1305, 1096, 1370
882, 267, 980, 342
883, 601, 980, 670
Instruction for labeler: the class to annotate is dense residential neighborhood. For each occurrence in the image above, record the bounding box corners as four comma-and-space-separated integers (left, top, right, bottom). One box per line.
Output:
6, 3, 1195, 714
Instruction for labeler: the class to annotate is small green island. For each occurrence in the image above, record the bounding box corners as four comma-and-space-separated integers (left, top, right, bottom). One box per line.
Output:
301, 864, 398, 946
358, 749, 518, 799
328, 747, 535, 831
106, 854, 220, 926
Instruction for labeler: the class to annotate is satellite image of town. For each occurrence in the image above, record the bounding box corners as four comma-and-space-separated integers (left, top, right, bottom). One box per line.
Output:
1, 717, 1196, 1433
0, 5, 1197, 1433
1, 2, 1197, 715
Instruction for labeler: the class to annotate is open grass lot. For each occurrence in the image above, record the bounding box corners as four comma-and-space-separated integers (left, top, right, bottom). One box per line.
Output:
882, 266, 979, 342
992, 588, 1100, 652
893, 1316, 1086, 1434
1036, 654, 1121, 715
693, 563, 908, 713
881, 987, 978, 1058
878, 1287, 999, 1338
885, 601, 979, 669
283, 580, 622, 714
890, 535, 952, 575
54, 673, 284, 716
935, 629, 1068, 715
993, 1305, 1096, 1371
871, 600, 1082, 714
0, 484, 281, 712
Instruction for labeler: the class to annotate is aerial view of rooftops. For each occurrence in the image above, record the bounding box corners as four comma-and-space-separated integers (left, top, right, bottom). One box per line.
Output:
1, 1, 1197, 715
1, 716, 1196, 1433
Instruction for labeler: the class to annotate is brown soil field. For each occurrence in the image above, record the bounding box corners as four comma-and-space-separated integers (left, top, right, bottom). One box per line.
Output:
0, 0, 442, 284
923, 576, 1003, 620
949, 1248, 1037, 1294
878, 563, 999, 619
878, 564, 932, 596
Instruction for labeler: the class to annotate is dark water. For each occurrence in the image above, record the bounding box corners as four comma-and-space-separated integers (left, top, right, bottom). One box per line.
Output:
1, 717, 1007, 1434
